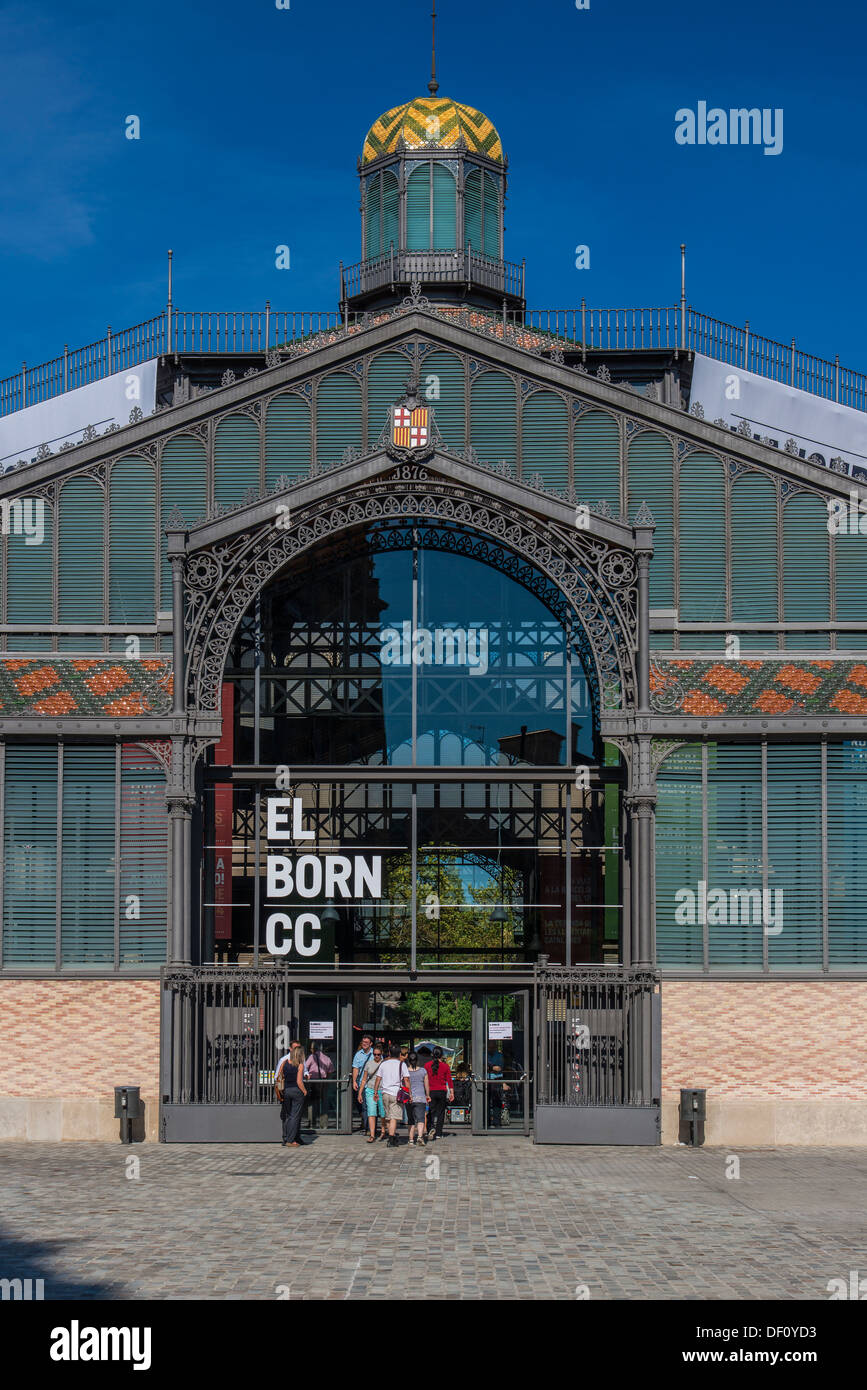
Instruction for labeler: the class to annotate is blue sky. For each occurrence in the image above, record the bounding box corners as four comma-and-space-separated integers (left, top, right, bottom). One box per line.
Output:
0, 0, 865, 378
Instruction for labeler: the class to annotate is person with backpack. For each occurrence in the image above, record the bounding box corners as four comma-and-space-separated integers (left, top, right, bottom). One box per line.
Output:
373, 1044, 410, 1148
424, 1047, 454, 1141
275, 1043, 307, 1147
358, 1044, 387, 1142
405, 1052, 431, 1146
351, 1033, 374, 1135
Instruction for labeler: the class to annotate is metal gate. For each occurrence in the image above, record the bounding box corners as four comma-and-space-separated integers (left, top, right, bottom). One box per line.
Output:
160, 964, 660, 1144
534, 966, 661, 1144
160, 967, 352, 1142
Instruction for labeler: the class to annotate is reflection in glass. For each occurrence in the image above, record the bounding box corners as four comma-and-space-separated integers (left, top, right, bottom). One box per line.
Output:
223, 530, 596, 768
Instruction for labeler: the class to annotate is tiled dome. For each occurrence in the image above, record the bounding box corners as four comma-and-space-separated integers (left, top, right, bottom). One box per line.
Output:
362, 96, 504, 166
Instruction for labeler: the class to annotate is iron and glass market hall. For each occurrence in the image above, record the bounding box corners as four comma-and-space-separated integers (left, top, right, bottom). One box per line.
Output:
1, 89, 866, 1145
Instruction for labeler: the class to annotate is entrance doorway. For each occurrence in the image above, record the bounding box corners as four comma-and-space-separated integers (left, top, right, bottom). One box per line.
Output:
348, 988, 531, 1137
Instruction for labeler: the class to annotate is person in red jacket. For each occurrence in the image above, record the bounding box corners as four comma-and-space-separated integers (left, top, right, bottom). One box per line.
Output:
424, 1047, 454, 1141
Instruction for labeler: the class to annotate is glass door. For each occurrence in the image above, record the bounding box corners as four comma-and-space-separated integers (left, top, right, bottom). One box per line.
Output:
471, 991, 531, 1136
293, 991, 353, 1133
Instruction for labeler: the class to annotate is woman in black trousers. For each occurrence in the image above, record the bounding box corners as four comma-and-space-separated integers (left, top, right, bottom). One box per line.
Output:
279, 1044, 308, 1147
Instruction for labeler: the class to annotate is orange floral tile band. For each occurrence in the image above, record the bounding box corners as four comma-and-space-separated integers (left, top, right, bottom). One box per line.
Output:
650, 658, 867, 717
0, 658, 172, 717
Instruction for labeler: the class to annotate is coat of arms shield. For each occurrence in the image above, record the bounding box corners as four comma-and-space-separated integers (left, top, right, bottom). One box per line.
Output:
387, 380, 435, 462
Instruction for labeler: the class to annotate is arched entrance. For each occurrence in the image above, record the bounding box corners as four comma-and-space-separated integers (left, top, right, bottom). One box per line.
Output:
160, 460, 660, 1143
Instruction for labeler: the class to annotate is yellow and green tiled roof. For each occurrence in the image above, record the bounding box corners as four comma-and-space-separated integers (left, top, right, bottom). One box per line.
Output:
0, 658, 172, 717
651, 659, 867, 717
362, 96, 504, 166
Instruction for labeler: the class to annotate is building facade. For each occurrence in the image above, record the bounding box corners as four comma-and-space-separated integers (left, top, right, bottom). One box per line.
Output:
1, 92, 866, 1145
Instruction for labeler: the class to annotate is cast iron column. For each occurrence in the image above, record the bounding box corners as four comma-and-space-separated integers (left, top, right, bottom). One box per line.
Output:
632, 508, 656, 968
166, 523, 193, 965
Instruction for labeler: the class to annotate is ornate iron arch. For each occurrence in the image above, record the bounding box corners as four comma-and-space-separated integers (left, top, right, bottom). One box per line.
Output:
181, 470, 639, 721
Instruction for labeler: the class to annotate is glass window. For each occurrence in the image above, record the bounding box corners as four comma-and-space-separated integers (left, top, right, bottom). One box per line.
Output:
225, 531, 596, 769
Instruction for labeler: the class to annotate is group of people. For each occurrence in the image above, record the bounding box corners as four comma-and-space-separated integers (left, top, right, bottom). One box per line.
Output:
275, 1032, 517, 1147
351, 1035, 454, 1148
273, 1039, 335, 1147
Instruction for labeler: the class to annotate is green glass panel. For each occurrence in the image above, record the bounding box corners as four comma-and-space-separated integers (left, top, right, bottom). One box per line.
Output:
2, 745, 57, 965
521, 390, 568, 489
265, 393, 311, 488
432, 165, 456, 250
59, 476, 103, 623
109, 457, 156, 624
406, 164, 430, 250
61, 745, 116, 966
214, 413, 260, 507
421, 350, 464, 450
783, 493, 830, 621
316, 373, 362, 469
470, 371, 516, 467
628, 431, 674, 607
160, 435, 207, 610
678, 453, 725, 621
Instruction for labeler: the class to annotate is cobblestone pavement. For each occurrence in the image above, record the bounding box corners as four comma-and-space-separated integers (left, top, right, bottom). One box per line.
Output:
1, 1135, 866, 1300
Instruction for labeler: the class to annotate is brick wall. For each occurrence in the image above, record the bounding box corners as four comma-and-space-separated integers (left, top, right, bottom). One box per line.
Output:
662, 981, 867, 1098
0, 981, 160, 1099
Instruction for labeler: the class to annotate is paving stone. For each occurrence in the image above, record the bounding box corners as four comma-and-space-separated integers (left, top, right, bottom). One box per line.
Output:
0, 1137, 866, 1298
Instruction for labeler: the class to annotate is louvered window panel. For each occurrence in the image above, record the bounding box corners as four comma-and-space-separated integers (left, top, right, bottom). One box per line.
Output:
731, 471, 778, 646
265, 393, 311, 488
2, 745, 57, 965
834, 523, 867, 624
120, 744, 168, 965
160, 435, 207, 609
655, 745, 704, 966
432, 165, 456, 250
483, 171, 499, 258
109, 458, 155, 624
214, 413, 259, 508
574, 409, 620, 513
316, 372, 362, 469
58, 476, 104, 648
706, 743, 763, 967
367, 351, 411, 448
627, 431, 674, 607
783, 493, 830, 624
521, 390, 568, 489
678, 453, 726, 621
470, 371, 516, 466
421, 351, 464, 449
827, 742, 867, 964
406, 164, 431, 250
464, 168, 482, 251
365, 173, 381, 259
382, 170, 399, 253
59, 476, 103, 620
61, 746, 116, 966
766, 743, 822, 966
5, 498, 54, 650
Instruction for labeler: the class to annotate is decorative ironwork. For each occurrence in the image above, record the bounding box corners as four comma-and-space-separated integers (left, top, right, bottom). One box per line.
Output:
649, 659, 685, 713
181, 475, 640, 726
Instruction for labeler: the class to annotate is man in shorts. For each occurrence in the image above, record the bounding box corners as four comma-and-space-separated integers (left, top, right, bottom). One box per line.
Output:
351, 1033, 374, 1135
373, 1044, 410, 1148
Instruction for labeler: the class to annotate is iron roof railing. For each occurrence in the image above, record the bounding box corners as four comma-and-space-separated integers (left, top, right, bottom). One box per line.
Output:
2, 301, 865, 418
